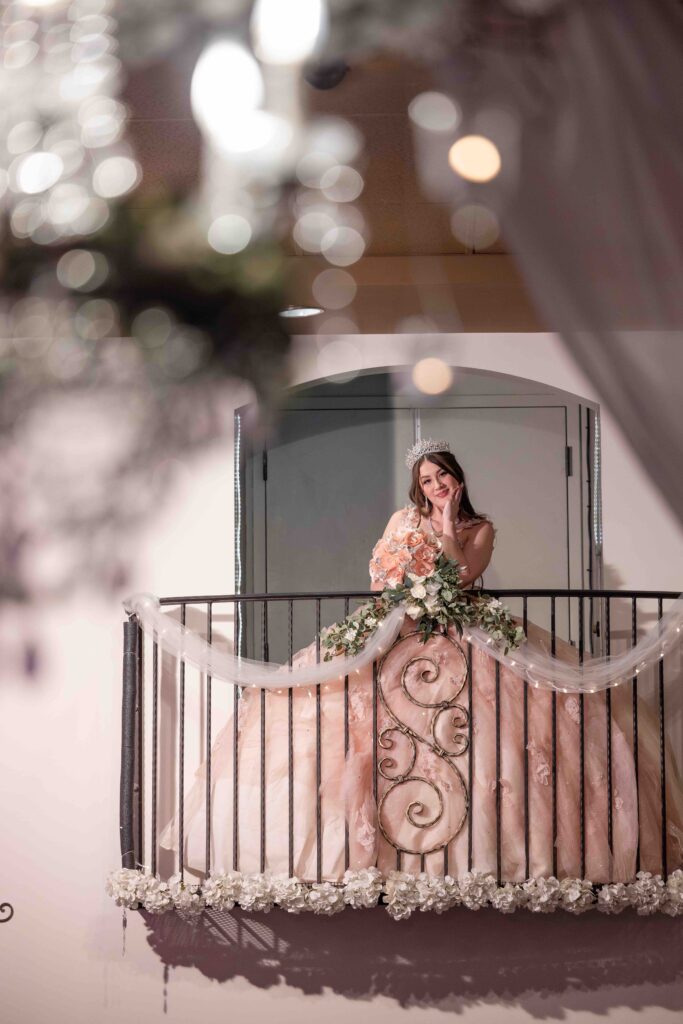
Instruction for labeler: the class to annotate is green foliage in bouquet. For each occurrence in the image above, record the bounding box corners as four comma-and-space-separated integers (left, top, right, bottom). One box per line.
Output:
322, 556, 525, 661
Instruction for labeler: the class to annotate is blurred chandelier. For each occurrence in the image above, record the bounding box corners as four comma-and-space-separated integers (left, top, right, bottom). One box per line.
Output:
0, 0, 140, 246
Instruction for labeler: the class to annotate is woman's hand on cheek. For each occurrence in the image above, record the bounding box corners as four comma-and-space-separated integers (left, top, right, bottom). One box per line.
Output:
444, 485, 463, 530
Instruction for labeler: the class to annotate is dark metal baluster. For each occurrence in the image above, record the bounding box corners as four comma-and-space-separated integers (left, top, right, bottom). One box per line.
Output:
205, 602, 213, 875
343, 596, 350, 873
579, 598, 586, 879
136, 622, 144, 868
151, 636, 158, 875
120, 618, 138, 870
632, 597, 641, 873
528, 598, 532, 876
316, 599, 322, 883
260, 601, 267, 874
658, 598, 668, 879
551, 598, 557, 878
467, 641, 473, 872
179, 603, 186, 880
233, 600, 240, 871
605, 598, 613, 878
288, 600, 294, 879
495, 659, 502, 886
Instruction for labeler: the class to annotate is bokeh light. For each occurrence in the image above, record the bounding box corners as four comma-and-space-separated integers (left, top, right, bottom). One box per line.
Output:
320, 165, 364, 203
56, 249, 108, 291
7, 121, 43, 155
132, 307, 175, 348
312, 268, 357, 310
1, 3, 132, 243
450, 203, 500, 250
448, 135, 501, 183
305, 117, 362, 165
320, 225, 365, 266
47, 183, 91, 225
207, 213, 252, 254
15, 152, 63, 193
412, 358, 453, 395
408, 91, 460, 133
293, 209, 337, 253
251, 0, 327, 65
316, 339, 361, 384
92, 155, 140, 198
296, 151, 337, 188
191, 39, 264, 148
74, 298, 118, 340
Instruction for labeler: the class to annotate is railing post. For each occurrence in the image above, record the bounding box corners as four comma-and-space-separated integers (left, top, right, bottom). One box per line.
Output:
120, 616, 139, 869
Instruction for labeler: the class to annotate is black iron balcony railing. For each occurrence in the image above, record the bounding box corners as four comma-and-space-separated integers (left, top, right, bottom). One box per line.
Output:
119, 588, 682, 913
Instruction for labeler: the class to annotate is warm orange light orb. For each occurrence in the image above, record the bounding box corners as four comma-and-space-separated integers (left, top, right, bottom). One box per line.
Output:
412, 358, 453, 395
448, 135, 501, 183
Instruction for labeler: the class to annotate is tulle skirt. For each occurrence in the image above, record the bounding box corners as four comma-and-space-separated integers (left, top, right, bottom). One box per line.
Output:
161, 619, 683, 883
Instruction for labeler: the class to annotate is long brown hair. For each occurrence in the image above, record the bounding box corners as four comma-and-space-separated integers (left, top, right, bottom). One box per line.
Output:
409, 450, 484, 520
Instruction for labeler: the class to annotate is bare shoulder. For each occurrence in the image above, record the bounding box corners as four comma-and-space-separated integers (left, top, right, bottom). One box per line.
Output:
461, 518, 495, 545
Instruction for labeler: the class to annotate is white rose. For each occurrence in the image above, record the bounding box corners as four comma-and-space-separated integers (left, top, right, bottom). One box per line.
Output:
488, 598, 502, 611
406, 604, 423, 620
424, 596, 440, 614
410, 583, 427, 599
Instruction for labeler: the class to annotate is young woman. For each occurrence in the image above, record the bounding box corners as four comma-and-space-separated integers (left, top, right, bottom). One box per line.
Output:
161, 441, 683, 885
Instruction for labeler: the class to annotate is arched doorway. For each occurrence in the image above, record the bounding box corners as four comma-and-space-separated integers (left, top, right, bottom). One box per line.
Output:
236, 366, 601, 659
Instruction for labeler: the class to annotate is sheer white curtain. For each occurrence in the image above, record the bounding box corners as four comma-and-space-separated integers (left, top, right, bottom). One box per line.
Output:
485, 0, 683, 523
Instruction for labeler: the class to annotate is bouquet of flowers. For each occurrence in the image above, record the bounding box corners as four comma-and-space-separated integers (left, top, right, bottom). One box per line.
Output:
322, 555, 524, 661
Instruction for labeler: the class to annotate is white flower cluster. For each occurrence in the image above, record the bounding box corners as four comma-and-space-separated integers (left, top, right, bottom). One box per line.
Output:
107, 868, 683, 919
522, 876, 594, 914
106, 866, 384, 918
168, 874, 205, 920
342, 867, 384, 909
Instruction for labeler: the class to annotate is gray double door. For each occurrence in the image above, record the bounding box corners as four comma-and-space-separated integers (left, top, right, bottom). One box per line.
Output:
240, 389, 592, 661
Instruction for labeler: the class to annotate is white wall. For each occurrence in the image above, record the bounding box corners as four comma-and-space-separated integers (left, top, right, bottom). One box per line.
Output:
2, 333, 682, 1024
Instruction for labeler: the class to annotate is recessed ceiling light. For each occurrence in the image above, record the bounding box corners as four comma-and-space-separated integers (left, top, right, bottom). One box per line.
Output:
279, 305, 324, 318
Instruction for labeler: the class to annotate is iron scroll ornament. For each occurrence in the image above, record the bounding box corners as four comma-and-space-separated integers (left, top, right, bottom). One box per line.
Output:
376, 630, 469, 857
0, 902, 14, 923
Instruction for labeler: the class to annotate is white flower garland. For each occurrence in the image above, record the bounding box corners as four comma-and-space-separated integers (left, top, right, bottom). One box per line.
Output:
106, 867, 683, 920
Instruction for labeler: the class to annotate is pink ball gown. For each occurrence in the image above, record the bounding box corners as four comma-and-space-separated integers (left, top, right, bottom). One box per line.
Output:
161, 506, 683, 884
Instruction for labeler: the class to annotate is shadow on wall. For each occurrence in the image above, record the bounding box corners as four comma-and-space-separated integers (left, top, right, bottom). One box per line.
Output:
142, 908, 683, 1013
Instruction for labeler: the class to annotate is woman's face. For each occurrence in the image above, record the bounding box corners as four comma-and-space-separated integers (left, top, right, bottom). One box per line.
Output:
419, 459, 459, 512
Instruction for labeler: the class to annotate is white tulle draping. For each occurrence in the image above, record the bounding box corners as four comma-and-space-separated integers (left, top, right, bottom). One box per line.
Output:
123, 593, 405, 689
124, 592, 683, 694
465, 595, 683, 693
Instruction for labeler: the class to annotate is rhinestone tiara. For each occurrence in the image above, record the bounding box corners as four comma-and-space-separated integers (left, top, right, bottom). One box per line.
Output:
405, 438, 451, 470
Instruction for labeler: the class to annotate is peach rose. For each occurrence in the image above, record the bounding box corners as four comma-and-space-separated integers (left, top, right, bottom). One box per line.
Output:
411, 549, 437, 576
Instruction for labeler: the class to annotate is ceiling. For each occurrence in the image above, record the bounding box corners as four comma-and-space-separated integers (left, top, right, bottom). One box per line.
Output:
125, 49, 543, 335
